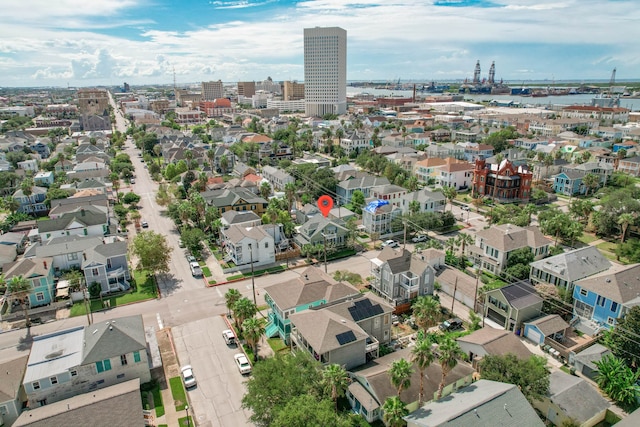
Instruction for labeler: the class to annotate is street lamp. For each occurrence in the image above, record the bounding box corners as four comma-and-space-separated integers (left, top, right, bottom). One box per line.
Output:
185, 405, 190, 427
248, 243, 256, 305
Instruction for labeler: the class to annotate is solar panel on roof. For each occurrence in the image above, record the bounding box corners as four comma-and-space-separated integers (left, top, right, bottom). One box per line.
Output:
336, 331, 357, 345
349, 299, 384, 321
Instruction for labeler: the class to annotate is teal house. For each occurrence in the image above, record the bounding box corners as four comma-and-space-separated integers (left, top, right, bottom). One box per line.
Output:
264, 266, 360, 342
2, 257, 55, 313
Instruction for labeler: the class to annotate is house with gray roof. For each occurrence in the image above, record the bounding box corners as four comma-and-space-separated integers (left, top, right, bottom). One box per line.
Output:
2, 257, 55, 316
31, 235, 103, 270
220, 210, 261, 228
468, 223, 552, 276
37, 209, 109, 242
523, 314, 570, 346
399, 189, 446, 215
13, 186, 47, 215
457, 326, 532, 367
0, 231, 28, 254
264, 267, 360, 342
261, 165, 294, 191
13, 378, 144, 427
294, 215, 349, 250
22, 315, 151, 408
220, 224, 275, 269
569, 343, 611, 381
201, 188, 268, 216
530, 246, 611, 291
48, 202, 108, 221
82, 240, 130, 295
348, 347, 475, 424
533, 371, 610, 427
336, 174, 390, 205
0, 356, 29, 426
405, 380, 544, 427
483, 282, 543, 332
369, 247, 437, 310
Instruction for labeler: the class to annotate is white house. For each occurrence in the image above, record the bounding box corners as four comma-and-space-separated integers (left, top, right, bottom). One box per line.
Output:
221, 224, 275, 269
37, 210, 108, 242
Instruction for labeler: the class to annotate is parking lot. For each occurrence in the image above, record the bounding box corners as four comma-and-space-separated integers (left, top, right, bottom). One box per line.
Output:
172, 316, 253, 427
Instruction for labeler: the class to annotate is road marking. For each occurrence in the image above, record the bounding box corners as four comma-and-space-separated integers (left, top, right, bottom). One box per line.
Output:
156, 313, 163, 330
216, 287, 223, 298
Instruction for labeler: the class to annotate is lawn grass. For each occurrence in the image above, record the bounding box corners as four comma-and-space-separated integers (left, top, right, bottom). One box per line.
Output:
267, 338, 290, 354
560, 365, 572, 374
69, 270, 157, 317
178, 416, 193, 426
578, 233, 599, 244
201, 266, 212, 277
140, 381, 165, 417
208, 279, 217, 285
169, 377, 188, 411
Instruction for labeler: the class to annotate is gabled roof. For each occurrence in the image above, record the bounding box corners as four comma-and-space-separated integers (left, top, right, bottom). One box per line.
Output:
35, 235, 104, 258
38, 210, 107, 233
476, 224, 551, 252
0, 356, 28, 402
573, 343, 611, 371
298, 215, 348, 240
82, 241, 128, 267
338, 174, 390, 190
221, 210, 261, 225
457, 327, 532, 360
3, 256, 53, 280
547, 371, 610, 424
24, 326, 85, 383
405, 380, 544, 427
524, 314, 569, 336
82, 315, 146, 365
492, 282, 542, 310
574, 263, 640, 305
223, 224, 271, 244
401, 188, 446, 204
530, 246, 611, 283
264, 267, 359, 310
288, 309, 368, 354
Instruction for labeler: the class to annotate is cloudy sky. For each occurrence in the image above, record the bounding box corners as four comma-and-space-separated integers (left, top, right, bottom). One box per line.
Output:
0, 0, 638, 87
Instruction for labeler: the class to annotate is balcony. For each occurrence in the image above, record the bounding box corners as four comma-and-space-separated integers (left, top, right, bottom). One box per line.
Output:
400, 272, 419, 292
365, 336, 379, 354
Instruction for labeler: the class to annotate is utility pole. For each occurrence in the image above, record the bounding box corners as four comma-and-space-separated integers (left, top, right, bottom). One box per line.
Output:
403, 220, 407, 251
473, 269, 480, 313
248, 243, 256, 305
451, 277, 457, 314
323, 233, 328, 274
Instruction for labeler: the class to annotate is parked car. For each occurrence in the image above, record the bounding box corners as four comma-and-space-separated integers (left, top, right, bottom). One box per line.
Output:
130, 178, 135, 184
222, 329, 236, 346
186, 255, 196, 263
412, 234, 427, 243
189, 262, 203, 277
141, 220, 149, 228
439, 318, 463, 332
181, 365, 197, 388
234, 353, 252, 375
382, 240, 400, 248
178, 239, 185, 248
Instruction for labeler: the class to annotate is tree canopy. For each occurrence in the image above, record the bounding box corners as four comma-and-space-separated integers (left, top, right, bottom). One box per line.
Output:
479, 354, 549, 403
604, 306, 640, 369
131, 231, 173, 276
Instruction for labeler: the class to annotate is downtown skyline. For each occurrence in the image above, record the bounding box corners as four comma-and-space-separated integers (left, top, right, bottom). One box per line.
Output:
1, 0, 639, 88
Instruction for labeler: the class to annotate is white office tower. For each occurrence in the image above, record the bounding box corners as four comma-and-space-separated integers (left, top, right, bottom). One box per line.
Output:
304, 27, 347, 117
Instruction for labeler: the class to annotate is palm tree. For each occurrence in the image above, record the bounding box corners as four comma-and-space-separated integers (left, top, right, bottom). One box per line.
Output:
408, 200, 420, 216
220, 155, 229, 174
442, 186, 457, 212
206, 149, 216, 171
582, 173, 600, 196
224, 288, 241, 318
6, 275, 32, 326
382, 396, 408, 427
411, 338, 435, 405
436, 338, 464, 399
184, 149, 194, 170
522, 203, 537, 226
617, 213, 636, 244
412, 296, 440, 332
233, 297, 257, 330
1, 196, 20, 213
129, 210, 141, 229
389, 358, 413, 397
242, 317, 265, 362
260, 181, 272, 200
153, 144, 162, 168
284, 182, 296, 213
323, 364, 350, 412
455, 233, 474, 256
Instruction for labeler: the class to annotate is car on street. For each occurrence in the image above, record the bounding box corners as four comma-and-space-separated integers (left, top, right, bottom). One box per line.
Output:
439, 318, 463, 332
412, 235, 427, 243
181, 365, 197, 388
178, 239, 185, 248
186, 255, 196, 263
141, 220, 149, 228
130, 178, 135, 184
234, 353, 252, 375
190, 262, 203, 277
382, 240, 400, 248
222, 329, 236, 346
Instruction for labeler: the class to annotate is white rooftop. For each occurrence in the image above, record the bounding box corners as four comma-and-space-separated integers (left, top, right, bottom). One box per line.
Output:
24, 326, 85, 383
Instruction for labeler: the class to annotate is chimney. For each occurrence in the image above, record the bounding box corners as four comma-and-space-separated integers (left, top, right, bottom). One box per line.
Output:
304, 274, 308, 280
83, 253, 87, 261
43, 260, 47, 269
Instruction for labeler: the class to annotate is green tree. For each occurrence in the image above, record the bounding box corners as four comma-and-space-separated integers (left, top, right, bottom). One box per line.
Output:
539, 208, 571, 246
131, 231, 173, 277
382, 396, 408, 427
582, 173, 600, 196
617, 213, 636, 244
271, 394, 351, 427
233, 297, 257, 330
224, 288, 241, 317
411, 338, 435, 405
350, 190, 365, 214
243, 317, 265, 362
436, 337, 464, 399
322, 364, 350, 412
412, 296, 440, 333
242, 352, 325, 427
605, 306, 640, 369
122, 192, 141, 205
180, 227, 206, 257
594, 354, 640, 412
389, 358, 413, 397
260, 181, 272, 200
479, 354, 550, 403
284, 182, 296, 212
6, 276, 32, 326
441, 186, 457, 212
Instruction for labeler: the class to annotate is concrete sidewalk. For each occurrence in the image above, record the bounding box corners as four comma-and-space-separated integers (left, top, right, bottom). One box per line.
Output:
155, 327, 187, 427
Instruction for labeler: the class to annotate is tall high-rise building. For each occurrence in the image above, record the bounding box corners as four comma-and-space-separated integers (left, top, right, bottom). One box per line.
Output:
237, 81, 256, 98
283, 81, 305, 101
201, 80, 224, 101
303, 27, 347, 117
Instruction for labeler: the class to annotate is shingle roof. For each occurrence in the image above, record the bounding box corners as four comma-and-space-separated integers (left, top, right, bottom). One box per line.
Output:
530, 246, 611, 283
0, 356, 28, 401
264, 267, 359, 310
457, 327, 532, 360
35, 235, 104, 258
288, 309, 368, 354
3, 256, 53, 280
404, 380, 544, 427
548, 371, 610, 424
497, 282, 543, 309
221, 210, 261, 225
223, 224, 270, 244
525, 314, 569, 336
37, 210, 107, 233
574, 263, 640, 304
572, 344, 611, 372
82, 241, 128, 268
476, 224, 551, 252
82, 315, 146, 365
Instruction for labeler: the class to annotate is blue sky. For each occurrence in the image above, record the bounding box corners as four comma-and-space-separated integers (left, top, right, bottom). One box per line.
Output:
0, 0, 638, 87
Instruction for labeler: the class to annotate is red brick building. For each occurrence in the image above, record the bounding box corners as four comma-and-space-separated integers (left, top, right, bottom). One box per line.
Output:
472, 158, 532, 203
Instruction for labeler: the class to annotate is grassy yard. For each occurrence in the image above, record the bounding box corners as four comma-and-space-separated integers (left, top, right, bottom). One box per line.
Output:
596, 241, 621, 263
178, 416, 193, 426
70, 270, 157, 317
268, 338, 290, 355
140, 381, 165, 417
201, 266, 212, 277
169, 376, 188, 411
577, 233, 599, 244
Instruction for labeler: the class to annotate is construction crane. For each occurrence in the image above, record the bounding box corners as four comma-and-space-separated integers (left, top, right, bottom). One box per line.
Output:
610, 68, 616, 87
473, 60, 481, 84
488, 61, 495, 85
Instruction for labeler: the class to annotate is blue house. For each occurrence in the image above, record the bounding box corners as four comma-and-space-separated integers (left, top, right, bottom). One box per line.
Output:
572, 264, 640, 334
552, 170, 585, 196
263, 266, 360, 342
2, 257, 55, 312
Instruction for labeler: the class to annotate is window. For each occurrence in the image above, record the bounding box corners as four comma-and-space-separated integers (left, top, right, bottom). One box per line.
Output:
70, 369, 77, 377
265, 242, 269, 249
37, 399, 47, 407
374, 317, 381, 328
92, 268, 99, 276
120, 354, 128, 366
597, 295, 606, 307
117, 373, 125, 379
0, 405, 7, 416
96, 359, 112, 373
383, 314, 390, 325
50, 376, 58, 385
68, 252, 79, 261
36, 292, 45, 302
133, 351, 141, 363
610, 301, 618, 313
579, 288, 588, 297
32, 381, 40, 390
607, 317, 615, 326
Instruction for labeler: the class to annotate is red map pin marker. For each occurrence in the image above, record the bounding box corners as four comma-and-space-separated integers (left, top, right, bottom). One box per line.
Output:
317, 195, 333, 217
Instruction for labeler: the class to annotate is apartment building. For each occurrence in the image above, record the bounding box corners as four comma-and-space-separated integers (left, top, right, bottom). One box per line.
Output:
201, 80, 224, 101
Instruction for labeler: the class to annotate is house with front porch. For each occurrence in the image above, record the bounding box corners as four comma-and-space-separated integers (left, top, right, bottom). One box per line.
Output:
336, 174, 389, 205
13, 186, 48, 215
483, 282, 543, 332
0, 356, 28, 427
456, 327, 532, 368
288, 294, 394, 369
370, 184, 407, 208
1, 257, 55, 311
38, 210, 109, 242
261, 166, 294, 191
202, 188, 269, 216
530, 246, 611, 291
369, 247, 436, 310
468, 223, 551, 275
263, 267, 360, 342
220, 224, 275, 269
572, 263, 640, 333
294, 215, 349, 251
22, 315, 151, 408
618, 155, 640, 176
31, 235, 105, 272
81, 240, 131, 296
399, 189, 446, 215
362, 199, 403, 237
